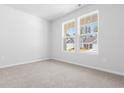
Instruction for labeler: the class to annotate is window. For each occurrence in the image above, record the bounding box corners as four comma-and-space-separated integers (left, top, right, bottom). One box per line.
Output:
62, 10, 99, 54
78, 11, 99, 54
62, 19, 77, 53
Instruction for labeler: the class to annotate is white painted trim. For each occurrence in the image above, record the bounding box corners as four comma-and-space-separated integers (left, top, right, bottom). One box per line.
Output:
0, 58, 50, 69
52, 58, 124, 76
77, 10, 99, 55
1, 57, 124, 76
62, 19, 77, 53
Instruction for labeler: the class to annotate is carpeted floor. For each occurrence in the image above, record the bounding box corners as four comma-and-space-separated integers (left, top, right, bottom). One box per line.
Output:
0, 59, 124, 88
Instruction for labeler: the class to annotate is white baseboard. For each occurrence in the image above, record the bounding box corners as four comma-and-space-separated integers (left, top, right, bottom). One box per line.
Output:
52, 58, 124, 76
1, 57, 124, 76
0, 58, 50, 69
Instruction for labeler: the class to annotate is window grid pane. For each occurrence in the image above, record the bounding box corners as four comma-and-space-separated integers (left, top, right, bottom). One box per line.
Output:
79, 11, 98, 53
62, 19, 76, 52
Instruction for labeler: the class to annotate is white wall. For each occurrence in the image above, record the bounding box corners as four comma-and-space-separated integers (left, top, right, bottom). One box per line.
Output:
51, 5, 124, 75
0, 4, 124, 75
0, 5, 50, 68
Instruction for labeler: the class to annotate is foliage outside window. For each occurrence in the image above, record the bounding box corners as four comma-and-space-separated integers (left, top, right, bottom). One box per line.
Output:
78, 11, 99, 54
62, 19, 76, 52
62, 10, 99, 54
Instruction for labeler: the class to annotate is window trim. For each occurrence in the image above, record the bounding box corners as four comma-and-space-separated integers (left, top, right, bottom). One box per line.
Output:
61, 10, 99, 55
62, 19, 77, 53
77, 10, 99, 55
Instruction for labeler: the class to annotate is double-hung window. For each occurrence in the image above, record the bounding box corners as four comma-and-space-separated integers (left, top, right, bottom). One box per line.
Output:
62, 19, 77, 53
78, 11, 99, 54
62, 10, 99, 54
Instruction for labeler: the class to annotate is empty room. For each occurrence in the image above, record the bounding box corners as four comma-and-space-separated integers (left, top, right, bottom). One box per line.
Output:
0, 3, 124, 88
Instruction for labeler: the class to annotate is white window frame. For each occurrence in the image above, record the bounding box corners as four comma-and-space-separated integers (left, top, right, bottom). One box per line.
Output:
77, 10, 99, 55
62, 19, 77, 53
61, 10, 99, 55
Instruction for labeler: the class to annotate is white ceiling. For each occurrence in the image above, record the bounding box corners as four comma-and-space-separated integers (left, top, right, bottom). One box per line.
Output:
5, 4, 84, 21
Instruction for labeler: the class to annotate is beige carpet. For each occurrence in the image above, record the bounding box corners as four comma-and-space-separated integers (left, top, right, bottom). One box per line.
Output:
0, 59, 124, 88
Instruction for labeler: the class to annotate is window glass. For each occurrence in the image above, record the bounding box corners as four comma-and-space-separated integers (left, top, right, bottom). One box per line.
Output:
79, 11, 99, 54
62, 20, 76, 52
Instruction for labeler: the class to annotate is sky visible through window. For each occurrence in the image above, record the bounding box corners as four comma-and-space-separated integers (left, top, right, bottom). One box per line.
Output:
63, 11, 98, 54
66, 28, 77, 37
